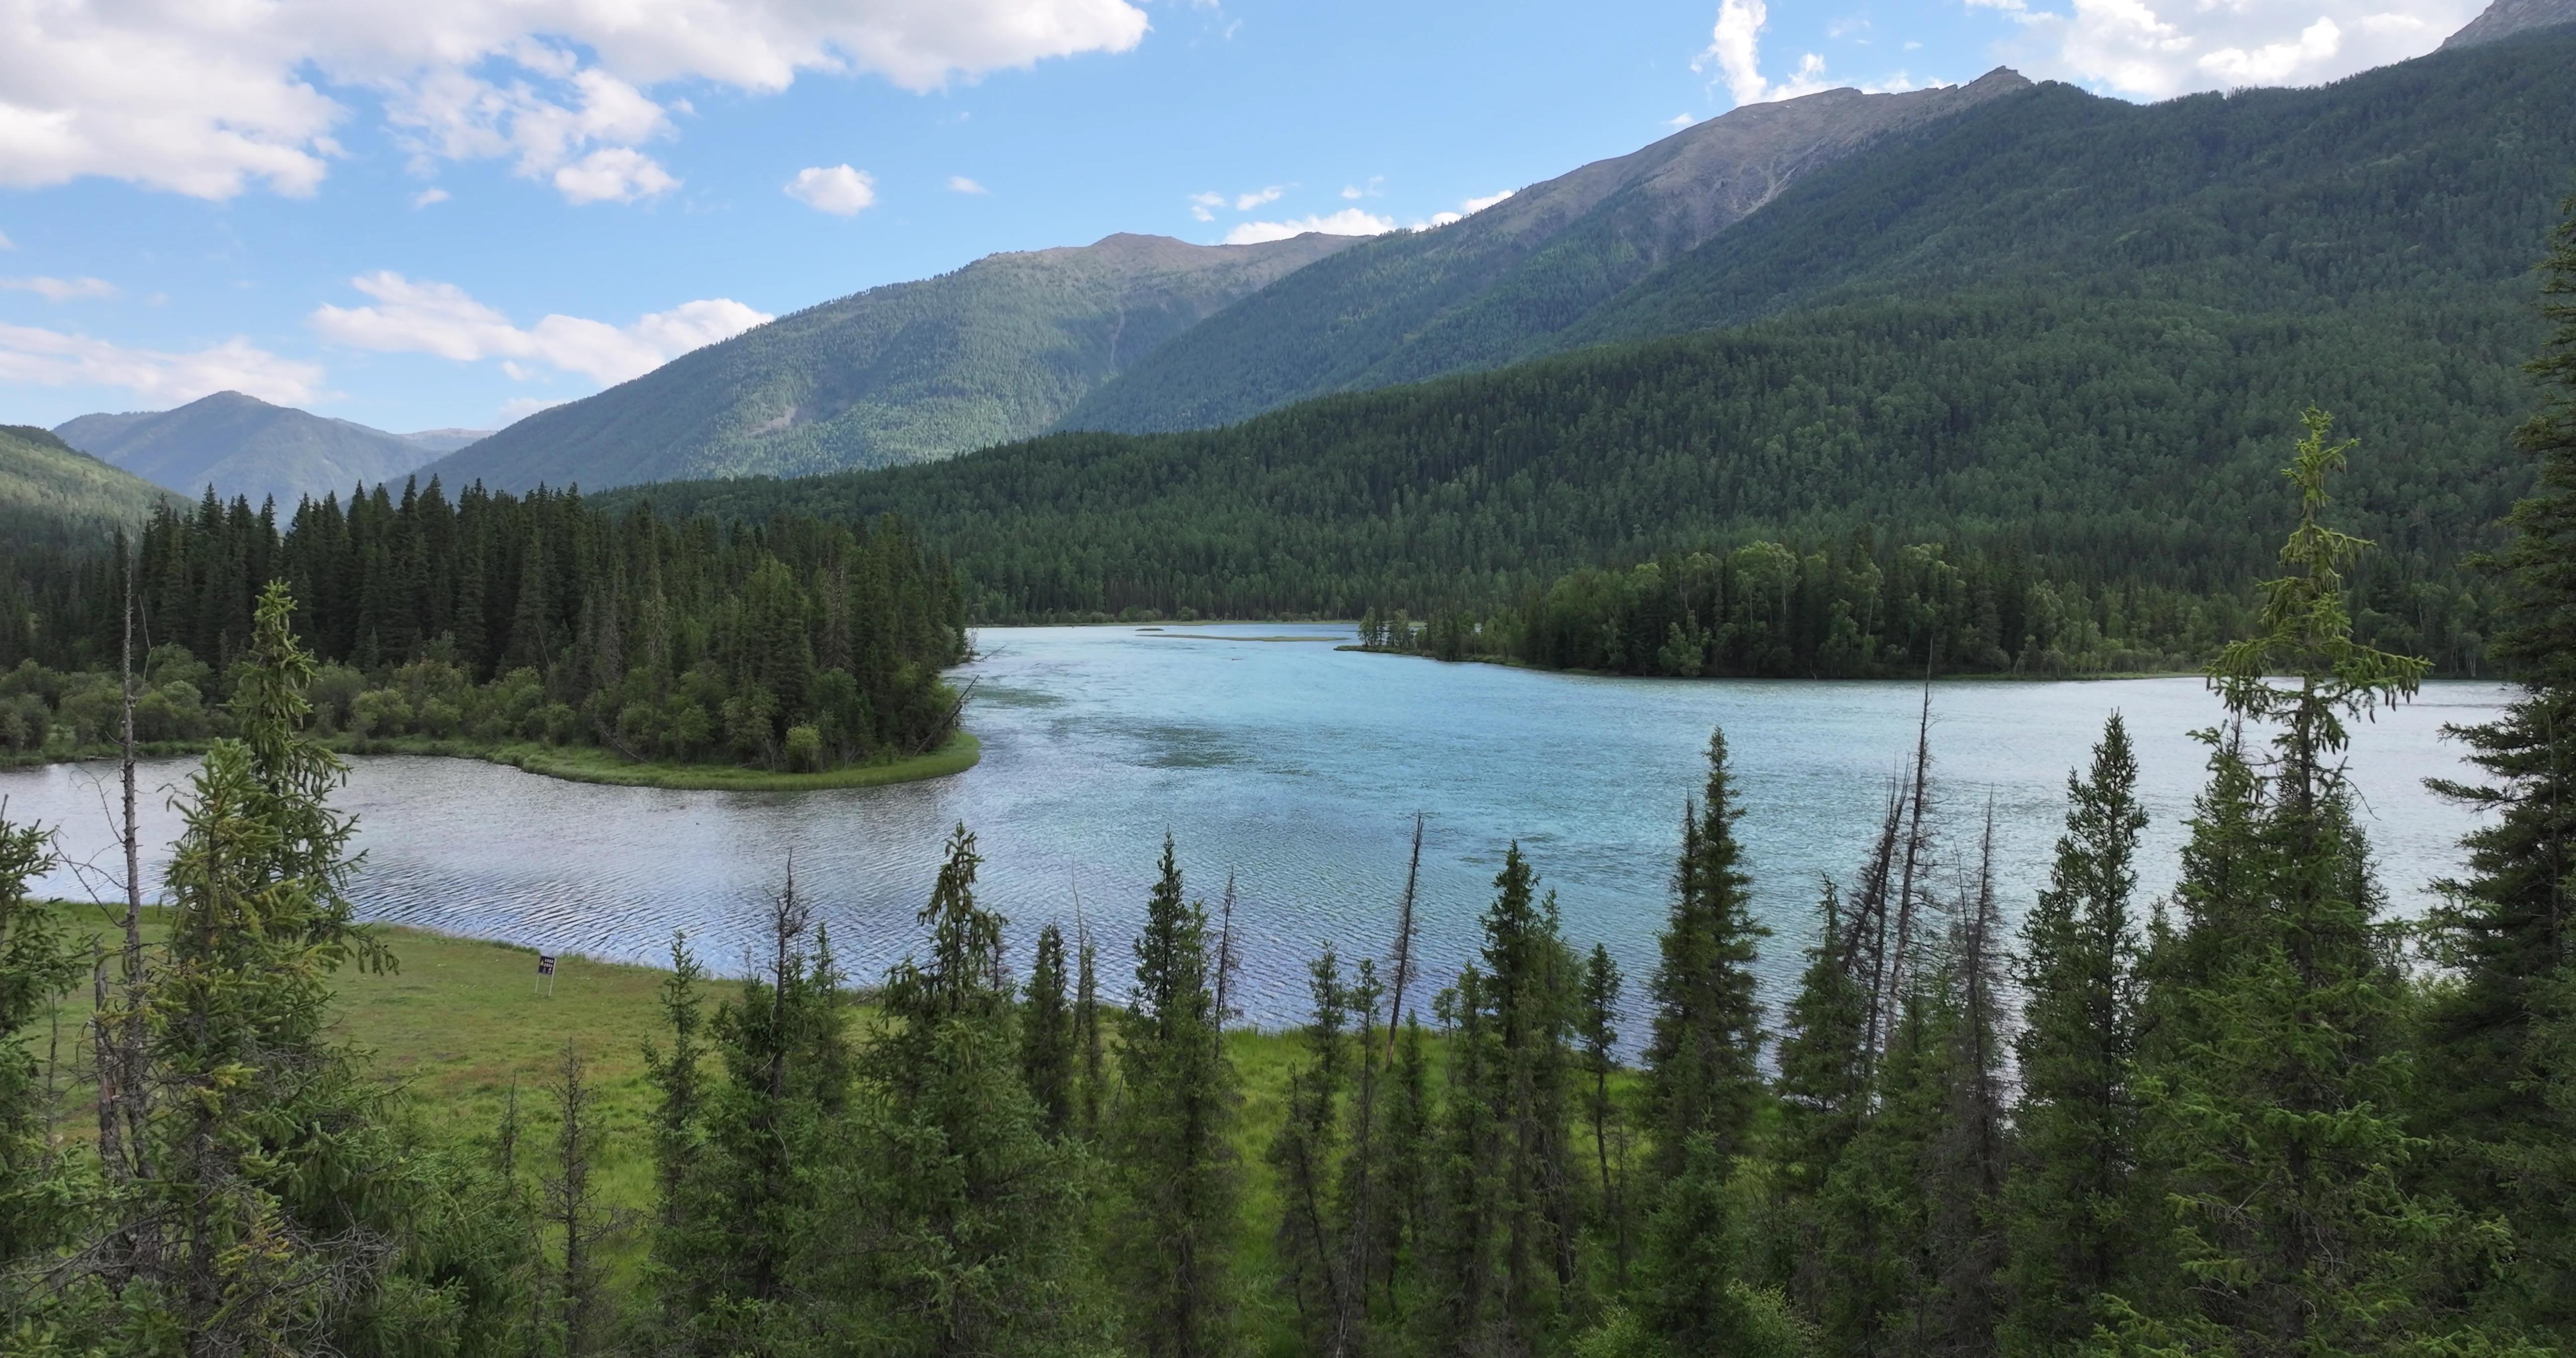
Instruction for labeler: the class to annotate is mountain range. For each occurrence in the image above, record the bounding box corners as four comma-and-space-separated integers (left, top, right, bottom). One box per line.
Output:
423, 230, 1358, 491
52, 392, 485, 507
598, 22, 2576, 657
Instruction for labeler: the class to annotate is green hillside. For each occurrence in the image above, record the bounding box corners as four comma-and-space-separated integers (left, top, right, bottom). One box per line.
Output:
0, 422, 172, 548
598, 284, 2537, 671
423, 231, 1357, 492
53, 390, 443, 507
1551, 30, 2576, 353
1064, 33, 2576, 437
1058, 71, 2031, 435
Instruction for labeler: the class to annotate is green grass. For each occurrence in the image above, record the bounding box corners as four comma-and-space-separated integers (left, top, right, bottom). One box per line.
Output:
8, 731, 981, 792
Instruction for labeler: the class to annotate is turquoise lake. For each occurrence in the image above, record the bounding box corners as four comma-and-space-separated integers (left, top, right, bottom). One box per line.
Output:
0, 624, 2510, 1025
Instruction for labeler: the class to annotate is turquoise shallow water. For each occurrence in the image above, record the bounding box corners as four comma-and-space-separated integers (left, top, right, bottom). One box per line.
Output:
0, 624, 2510, 1026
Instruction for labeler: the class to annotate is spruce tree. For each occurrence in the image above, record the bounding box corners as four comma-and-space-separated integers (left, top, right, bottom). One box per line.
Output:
543, 1045, 613, 1354
837, 825, 1092, 1353
1576, 944, 1630, 1291
2422, 182, 2576, 1336
1642, 728, 1770, 1182
2111, 414, 2489, 1356
2001, 715, 2153, 1353
1765, 881, 1872, 1313
641, 933, 709, 1327
1022, 921, 1075, 1138
1106, 835, 1242, 1357
0, 810, 79, 1280
1270, 944, 1351, 1350
1430, 845, 1581, 1351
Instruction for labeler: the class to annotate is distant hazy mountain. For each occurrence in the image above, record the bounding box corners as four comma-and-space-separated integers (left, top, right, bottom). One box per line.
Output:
395, 429, 493, 456
54, 392, 450, 506
1058, 70, 2032, 436
0, 423, 173, 547
2442, 0, 2576, 46
424, 231, 1361, 493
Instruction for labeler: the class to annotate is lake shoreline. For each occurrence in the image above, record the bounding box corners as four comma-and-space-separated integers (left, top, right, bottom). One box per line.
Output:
1, 729, 982, 793
1334, 643, 2203, 683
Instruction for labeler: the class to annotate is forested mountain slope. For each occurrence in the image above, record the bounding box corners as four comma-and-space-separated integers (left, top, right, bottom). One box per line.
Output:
424, 231, 1357, 492
1059, 71, 2031, 435
2442, 0, 2576, 47
603, 286, 2535, 671
1549, 29, 2576, 354
0, 423, 173, 548
54, 391, 446, 507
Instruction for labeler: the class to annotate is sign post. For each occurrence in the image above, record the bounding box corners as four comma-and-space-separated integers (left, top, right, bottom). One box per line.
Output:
536, 953, 558, 997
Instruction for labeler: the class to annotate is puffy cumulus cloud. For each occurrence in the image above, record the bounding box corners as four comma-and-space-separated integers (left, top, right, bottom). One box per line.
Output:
1995, 0, 2483, 100
309, 272, 771, 386
559, 147, 681, 204
1187, 191, 1226, 222
1, 275, 118, 301
0, 322, 323, 405
0, 0, 1151, 202
1234, 185, 1284, 210
1223, 208, 1397, 244
947, 175, 989, 194
784, 164, 878, 215
1695, 0, 1840, 107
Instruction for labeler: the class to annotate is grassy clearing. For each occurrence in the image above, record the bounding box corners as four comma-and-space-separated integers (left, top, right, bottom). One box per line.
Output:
9, 730, 981, 792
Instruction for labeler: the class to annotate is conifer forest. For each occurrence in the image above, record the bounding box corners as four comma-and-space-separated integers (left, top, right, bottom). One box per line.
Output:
0, 189, 2565, 1358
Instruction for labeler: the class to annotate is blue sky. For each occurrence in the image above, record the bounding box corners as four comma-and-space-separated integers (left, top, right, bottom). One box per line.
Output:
0, 0, 2488, 435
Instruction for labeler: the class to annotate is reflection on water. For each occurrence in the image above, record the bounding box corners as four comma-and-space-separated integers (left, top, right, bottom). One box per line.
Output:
0, 625, 2507, 1027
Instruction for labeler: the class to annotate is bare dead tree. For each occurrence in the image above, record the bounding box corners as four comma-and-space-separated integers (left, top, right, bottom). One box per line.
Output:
1383, 813, 1423, 1065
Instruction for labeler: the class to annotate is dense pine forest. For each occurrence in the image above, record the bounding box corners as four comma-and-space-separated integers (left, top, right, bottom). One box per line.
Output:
0, 483, 969, 773
0, 187, 2571, 1358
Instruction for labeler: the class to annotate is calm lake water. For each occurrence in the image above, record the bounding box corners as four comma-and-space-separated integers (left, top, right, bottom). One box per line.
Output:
0, 625, 2511, 1026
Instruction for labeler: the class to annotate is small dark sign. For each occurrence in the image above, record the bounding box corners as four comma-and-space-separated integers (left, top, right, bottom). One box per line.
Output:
537, 954, 557, 977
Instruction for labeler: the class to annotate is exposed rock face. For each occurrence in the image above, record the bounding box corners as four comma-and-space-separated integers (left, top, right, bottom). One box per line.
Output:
2443, 0, 2576, 47
424, 231, 1361, 492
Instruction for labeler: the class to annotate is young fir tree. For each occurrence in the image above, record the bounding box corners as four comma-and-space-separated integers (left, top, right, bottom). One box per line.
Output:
1074, 917, 1105, 1139
659, 867, 851, 1352
2001, 715, 2153, 1353
1429, 845, 1582, 1352
838, 824, 1093, 1353
1817, 977, 1946, 1357
120, 582, 415, 1351
1764, 881, 1873, 1315
1022, 921, 1075, 1138
2108, 413, 2498, 1357
1106, 835, 1243, 1358
640, 932, 710, 1332
1331, 956, 1390, 1353
543, 1045, 614, 1355
1576, 944, 1630, 1292
1918, 810, 2010, 1358
0, 811, 79, 1285
1642, 728, 1770, 1182
2422, 183, 2576, 1336
1371, 1014, 1437, 1328
1270, 943, 1351, 1350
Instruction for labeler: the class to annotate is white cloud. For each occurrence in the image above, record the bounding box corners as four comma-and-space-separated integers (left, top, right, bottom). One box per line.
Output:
785, 164, 876, 215
1996, 0, 2484, 99
1187, 190, 1226, 222
0, 322, 323, 405
1695, 0, 1836, 107
1223, 208, 1397, 244
500, 396, 571, 422
558, 147, 680, 204
411, 187, 450, 208
1667, 112, 1698, 127
1, 275, 118, 301
0, 1, 1151, 202
1235, 185, 1285, 210
309, 272, 771, 386
1461, 189, 1516, 214
947, 175, 989, 194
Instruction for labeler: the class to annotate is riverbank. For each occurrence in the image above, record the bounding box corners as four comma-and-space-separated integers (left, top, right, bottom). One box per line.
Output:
1335, 643, 2201, 682
1, 729, 981, 793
